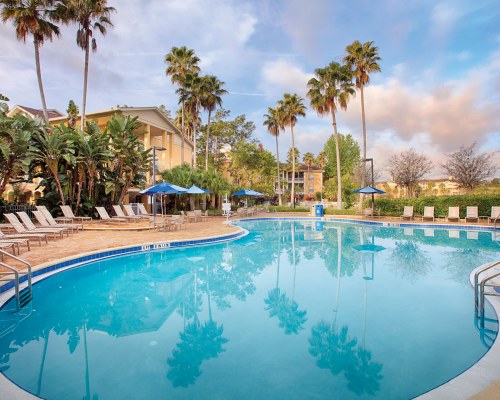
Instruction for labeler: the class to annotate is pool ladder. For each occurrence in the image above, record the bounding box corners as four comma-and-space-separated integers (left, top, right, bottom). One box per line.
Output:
0, 249, 33, 310
474, 260, 500, 325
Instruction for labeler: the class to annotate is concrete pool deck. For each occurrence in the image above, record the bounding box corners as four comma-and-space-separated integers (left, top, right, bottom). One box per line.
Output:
0, 212, 499, 399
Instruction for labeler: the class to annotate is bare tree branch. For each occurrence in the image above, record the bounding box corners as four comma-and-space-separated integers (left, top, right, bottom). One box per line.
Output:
387, 148, 433, 197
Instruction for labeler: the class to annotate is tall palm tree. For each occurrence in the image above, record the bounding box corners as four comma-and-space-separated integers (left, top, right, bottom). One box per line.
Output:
165, 46, 200, 164
200, 75, 227, 171
303, 152, 315, 170
277, 93, 306, 208
1, 0, 60, 122
307, 62, 355, 209
263, 106, 284, 206
343, 40, 381, 190
177, 71, 203, 167
54, 0, 115, 130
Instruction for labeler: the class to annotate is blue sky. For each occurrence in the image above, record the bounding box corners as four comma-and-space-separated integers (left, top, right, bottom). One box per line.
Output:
1, 0, 499, 178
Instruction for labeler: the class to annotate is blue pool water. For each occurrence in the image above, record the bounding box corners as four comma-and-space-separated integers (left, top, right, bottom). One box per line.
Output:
0, 220, 498, 399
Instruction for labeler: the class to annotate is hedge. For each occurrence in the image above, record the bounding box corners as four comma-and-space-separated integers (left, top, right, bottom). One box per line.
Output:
324, 208, 357, 216
372, 194, 500, 218
269, 206, 310, 213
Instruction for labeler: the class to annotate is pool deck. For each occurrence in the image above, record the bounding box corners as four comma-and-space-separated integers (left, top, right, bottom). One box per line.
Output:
0, 212, 499, 399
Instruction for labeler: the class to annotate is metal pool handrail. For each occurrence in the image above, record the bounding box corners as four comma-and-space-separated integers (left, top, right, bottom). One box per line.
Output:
0, 249, 33, 310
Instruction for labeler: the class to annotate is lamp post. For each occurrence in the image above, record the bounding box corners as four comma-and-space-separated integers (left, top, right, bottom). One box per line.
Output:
152, 146, 167, 217
363, 158, 375, 209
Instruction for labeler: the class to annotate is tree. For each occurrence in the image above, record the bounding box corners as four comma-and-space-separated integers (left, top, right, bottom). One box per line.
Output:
307, 62, 355, 209
286, 146, 300, 169
1, 0, 60, 122
441, 142, 498, 192
29, 124, 76, 206
303, 152, 315, 170
343, 41, 381, 191
278, 93, 306, 207
66, 100, 79, 128
0, 103, 41, 198
178, 72, 203, 168
263, 107, 283, 205
387, 148, 432, 198
54, 0, 115, 130
200, 75, 227, 171
165, 46, 200, 164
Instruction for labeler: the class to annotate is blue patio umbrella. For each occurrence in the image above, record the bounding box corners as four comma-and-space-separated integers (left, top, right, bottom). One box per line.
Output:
353, 185, 385, 211
186, 185, 211, 194
232, 189, 263, 197
140, 182, 187, 195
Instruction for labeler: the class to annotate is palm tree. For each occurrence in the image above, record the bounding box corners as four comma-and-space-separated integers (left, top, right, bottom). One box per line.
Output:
277, 93, 306, 208
29, 124, 76, 206
263, 106, 284, 206
178, 72, 203, 167
200, 75, 227, 171
343, 41, 381, 189
165, 46, 200, 164
1, 0, 60, 123
307, 62, 355, 209
303, 152, 315, 170
54, 0, 115, 130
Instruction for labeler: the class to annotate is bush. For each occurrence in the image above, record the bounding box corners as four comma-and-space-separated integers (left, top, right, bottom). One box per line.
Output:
324, 208, 357, 216
269, 206, 310, 213
374, 194, 500, 218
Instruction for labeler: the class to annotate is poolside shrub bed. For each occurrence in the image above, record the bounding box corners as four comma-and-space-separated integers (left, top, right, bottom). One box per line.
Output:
373, 194, 500, 218
269, 206, 310, 213
324, 208, 357, 216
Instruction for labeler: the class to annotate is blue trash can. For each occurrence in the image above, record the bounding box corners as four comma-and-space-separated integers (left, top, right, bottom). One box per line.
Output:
315, 204, 324, 217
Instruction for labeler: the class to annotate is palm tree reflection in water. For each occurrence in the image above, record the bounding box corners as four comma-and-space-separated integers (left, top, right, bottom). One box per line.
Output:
265, 221, 308, 334
309, 227, 383, 395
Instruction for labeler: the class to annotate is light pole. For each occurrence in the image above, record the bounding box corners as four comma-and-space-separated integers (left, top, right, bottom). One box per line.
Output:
363, 158, 375, 209
152, 146, 167, 217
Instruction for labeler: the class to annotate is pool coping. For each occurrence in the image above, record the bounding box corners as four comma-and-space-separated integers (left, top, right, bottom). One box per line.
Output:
1, 217, 498, 399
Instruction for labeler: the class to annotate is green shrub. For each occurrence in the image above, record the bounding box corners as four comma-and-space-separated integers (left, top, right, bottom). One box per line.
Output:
373, 194, 500, 218
269, 206, 310, 213
324, 208, 357, 216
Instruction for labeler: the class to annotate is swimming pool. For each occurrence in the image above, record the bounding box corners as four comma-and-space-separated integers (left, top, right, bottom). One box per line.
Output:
0, 219, 498, 399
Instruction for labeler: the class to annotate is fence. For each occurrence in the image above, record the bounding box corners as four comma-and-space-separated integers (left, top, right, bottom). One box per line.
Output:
0, 204, 37, 222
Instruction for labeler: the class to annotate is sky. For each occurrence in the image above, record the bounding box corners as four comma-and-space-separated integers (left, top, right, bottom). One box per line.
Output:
1, 0, 499, 179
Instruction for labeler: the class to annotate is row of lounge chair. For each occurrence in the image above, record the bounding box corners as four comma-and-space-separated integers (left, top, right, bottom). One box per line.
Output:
400, 206, 499, 223
0, 205, 83, 255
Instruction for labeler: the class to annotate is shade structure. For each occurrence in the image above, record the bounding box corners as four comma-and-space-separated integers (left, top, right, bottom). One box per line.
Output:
353, 186, 385, 195
232, 189, 263, 197
185, 185, 211, 194
140, 182, 187, 195
353, 244, 386, 253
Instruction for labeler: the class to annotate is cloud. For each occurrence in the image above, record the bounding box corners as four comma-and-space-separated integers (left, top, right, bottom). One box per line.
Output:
259, 59, 313, 100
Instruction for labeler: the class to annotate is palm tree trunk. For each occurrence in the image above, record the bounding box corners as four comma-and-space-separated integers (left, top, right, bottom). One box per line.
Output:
332, 112, 342, 209
275, 134, 282, 206
205, 109, 212, 171
193, 120, 197, 168
80, 32, 91, 131
51, 168, 66, 206
291, 125, 296, 208
359, 85, 367, 208
34, 39, 49, 123
181, 102, 185, 164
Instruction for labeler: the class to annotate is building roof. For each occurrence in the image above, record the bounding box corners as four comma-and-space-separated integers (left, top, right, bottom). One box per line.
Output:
13, 105, 64, 119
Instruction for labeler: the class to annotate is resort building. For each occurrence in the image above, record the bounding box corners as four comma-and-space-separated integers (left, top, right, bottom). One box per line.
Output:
379, 178, 462, 198
3, 106, 192, 204
279, 165, 324, 198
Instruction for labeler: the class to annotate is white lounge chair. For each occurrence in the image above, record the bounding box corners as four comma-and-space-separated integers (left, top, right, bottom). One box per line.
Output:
60, 205, 92, 223
0, 220, 48, 245
465, 206, 479, 223
95, 207, 127, 223
36, 206, 83, 231
447, 207, 460, 222
123, 204, 149, 220
0, 241, 17, 255
0, 232, 31, 252
31, 211, 73, 235
4, 213, 61, 240
18, 211, 69, 237
137, 203, 152, 216
401, 206, 414, 220
112, 205, 141, 221
487, 206, 500, 223
422, 206, 435, 222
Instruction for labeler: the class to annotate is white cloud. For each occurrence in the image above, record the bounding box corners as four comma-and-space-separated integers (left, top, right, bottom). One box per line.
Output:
259, 59, 313, 100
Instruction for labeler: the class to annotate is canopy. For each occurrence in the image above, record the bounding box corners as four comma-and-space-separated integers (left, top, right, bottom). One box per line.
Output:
353, 186, 385, 194
139, 182, 187, 195
232, 189, 263, 197
185, 185, 211, 194
353, 244, 386, 253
